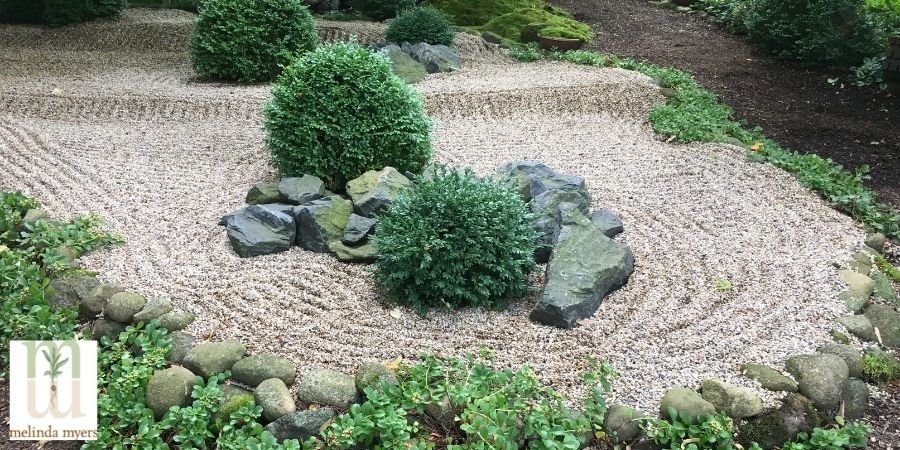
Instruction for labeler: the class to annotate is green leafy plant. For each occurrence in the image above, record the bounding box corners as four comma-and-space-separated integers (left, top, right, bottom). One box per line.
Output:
874, 254, 900, 281
714, 277, 733, 291
190, 0, 318, 82
861, 351, 900, 383
305, 350, 613, 449
0, 0, 127, 26
264, 41, 432, 190
347, 0, 413, 20
372, 165, 537, 314
781, 416, 870, 450
386, 6, 456, 46
851, 56, 886, 87
642, 408, 755, 450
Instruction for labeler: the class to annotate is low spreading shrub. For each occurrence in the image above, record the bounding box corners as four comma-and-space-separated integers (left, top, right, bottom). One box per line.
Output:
347, 0, 413, 21
481, 6, 592, 43
423, 0, 543, 26
643, 408, 759, 450
190, 0, 318, 82
875, 254, 900, 281
781, 417, 870, 450
0, 0, 127, 26
372, 166, 537, 313
862, 351, 900, 383
385, 6, 455, 46
264, 41, 432, 190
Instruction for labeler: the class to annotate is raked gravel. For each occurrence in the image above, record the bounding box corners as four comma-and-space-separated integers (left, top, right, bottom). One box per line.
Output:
0, 9, 867, 412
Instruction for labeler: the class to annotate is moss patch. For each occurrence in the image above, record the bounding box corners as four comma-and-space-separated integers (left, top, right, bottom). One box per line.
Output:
423, 0, 544, 26
423, 0, 591, 43
482, 7, 592, 43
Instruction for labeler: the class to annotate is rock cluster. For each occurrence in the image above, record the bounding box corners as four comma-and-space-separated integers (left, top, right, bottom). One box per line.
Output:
371, 42, 461, 83
834, 248, 900, 349
497, 161, 635, 328
221, 168, 412, 263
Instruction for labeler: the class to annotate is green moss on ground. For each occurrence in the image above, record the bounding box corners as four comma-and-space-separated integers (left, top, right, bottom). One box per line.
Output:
423, 0, 592, 43
423, 0, 543, 25
481, 7, 592, 43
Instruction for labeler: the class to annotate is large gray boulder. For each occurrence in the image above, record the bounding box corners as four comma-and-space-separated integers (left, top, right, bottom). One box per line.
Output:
297, 367, 359, 409
254, 378, 297, 422
376, 44, 427, 84
738, 394, 819, 448
741, 363, 798, 392
530, 212, 634, 328
402, 42, 461, 73
224, 206, 296, 258
295, 196, 353, 253
345, 167, 411, 218
48, 275, 99, 311
659, 388, 715, 421
817, 344, 864, 379
864, 304, 900, 348
700, 379, 763, 419
278, 175, 326, 206
232, 354, 297, 387
497, 160, 590, 203
182, 340, 247, 378
106, 292, 147, 323
785, 354, 849, 410
604, 404, 646, 442
341, 214, 376, 246
80, 283, 124, 318
246, 182, 285, 205
146, 367, 197, 419
266, 407, 336, 442
842, 378, 869, 421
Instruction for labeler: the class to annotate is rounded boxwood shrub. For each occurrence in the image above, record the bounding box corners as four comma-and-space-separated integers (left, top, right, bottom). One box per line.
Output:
386, 6, 455, 46
190, 0, 318, 82
742, 0, 886, 66
372, 166, 538, 313
347, 0, 413, 21
264, 42, 432, 190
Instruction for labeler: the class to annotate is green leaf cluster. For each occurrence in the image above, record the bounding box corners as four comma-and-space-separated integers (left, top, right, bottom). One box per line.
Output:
264, 41, 433, 190
781, 417, 870, 450
874, 254, 900, 282
386, 6, 456, 46
372, 166, 538, 313
190, 0, 318, 82
0, 0, 126, 26
861, 351, 900, 383
304, 350, 615, 450
642, 408, 751, 450
0, 191, 119, 377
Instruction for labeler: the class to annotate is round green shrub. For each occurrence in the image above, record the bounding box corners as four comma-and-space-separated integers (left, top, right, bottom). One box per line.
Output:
264, 42, 433, 190
743, 0, 886, 66
190, 0, 318, 82
347, 0, 413, 21
386, 6, 456, 46
372, 166, 538, 313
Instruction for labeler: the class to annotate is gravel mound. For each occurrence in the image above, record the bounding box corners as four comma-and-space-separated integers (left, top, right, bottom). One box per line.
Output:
0, 10, 866, 412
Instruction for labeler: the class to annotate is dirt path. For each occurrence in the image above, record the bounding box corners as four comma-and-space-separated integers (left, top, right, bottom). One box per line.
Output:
550, 0, 900, 210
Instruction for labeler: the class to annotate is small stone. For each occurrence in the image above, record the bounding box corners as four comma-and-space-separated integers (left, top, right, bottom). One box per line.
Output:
132, 297, 174, 323
864, 304, 900, 348
345, 167, 411, 217
817, 344, 864, 379
865, 232, 886, 253
278, 175, 326, 205
605, 404, 645, 442
246, 182, 285, 205
330, 241, 376, 263
297, 367, 359, 409
159, 309, 195, 331
871, 271, 899, 306
254, 378, 297, 422
842, 379, 869, 421
341, 214, 376, 245
106, 292, 147, 323
167, 332, 196, 364
838, 270, 875, 299
700, 378, 764, 419
80, 283, 124, 319
424, 395, 457, 432
738, 394, 819, 448
659, 388, 715, 421
741, 363, 798, 392
48, 275, 98, 311
830, 329, 850, 344
54, 244, 80, 268
146, 367, 197, 419
216, 390, 254, 422
92, 319, 126, 342
266, 407, 336, 442
839, 290, 868, 314
22, 208, 49, 223
232, 354, 297, 387
785, 354, 849, 410
836, 315, 876, 342
355, 361, 398, 394
182, 340, 247, 378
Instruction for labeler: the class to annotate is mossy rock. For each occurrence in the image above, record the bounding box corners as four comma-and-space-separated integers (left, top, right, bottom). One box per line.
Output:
481, 7, 592, 43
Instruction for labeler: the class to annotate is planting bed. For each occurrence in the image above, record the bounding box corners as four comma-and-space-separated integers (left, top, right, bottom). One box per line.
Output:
0, 8, 870, 415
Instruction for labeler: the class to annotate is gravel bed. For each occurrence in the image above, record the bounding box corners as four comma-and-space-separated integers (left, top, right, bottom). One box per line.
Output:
0, 10, 867, 413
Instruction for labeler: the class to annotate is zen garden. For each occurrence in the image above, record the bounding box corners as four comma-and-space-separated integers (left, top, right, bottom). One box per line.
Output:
1, 0, 900, 448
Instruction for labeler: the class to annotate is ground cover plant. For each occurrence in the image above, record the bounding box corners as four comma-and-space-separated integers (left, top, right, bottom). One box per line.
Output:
0, 0, 127, 26
190, 0, 318, 82
372, 166, 538, 314
386, 6, 455, 46
509, 46, 900, 239
643, 408, 759, 450
0, 191, 119, 376
264, 41, 432, 190
423, 0, 591, 44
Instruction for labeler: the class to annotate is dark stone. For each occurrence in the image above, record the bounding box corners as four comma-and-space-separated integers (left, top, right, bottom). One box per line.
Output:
377, 44, 427, 84
80, 283, 124, 319
341, 214, 376, 245
224, 206, 296, 258
246, 182, 285, 205
167, 332, 196, 364
785, 354, 849, 410
864, 304, 900, 348
48, 275, 99, 311
590, 208, 625, 238
295, 196, 353, 253
278, 175, 326, 205
401, 42, 461, 73
738, 394, 819, 448
92, 318, 126, 342
345, 167, 411, 218
266, 407, 336, 442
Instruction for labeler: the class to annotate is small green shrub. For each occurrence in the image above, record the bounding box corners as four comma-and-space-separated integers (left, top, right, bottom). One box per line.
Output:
862, 351, 900, 383
0, 0, 127, 26
264, 41, 432, 190
482, 6, 593, 43
386, 6, 455, 46
373, 166, 537, 313
781, 416, 870, 450
742, 0, 887, 66
190, 0, 318, 82
642, 408, 758, 450
347, 0, 413, 20
875, 255, 900, 281
852, 56, 886, 87
304, 351, 615, 449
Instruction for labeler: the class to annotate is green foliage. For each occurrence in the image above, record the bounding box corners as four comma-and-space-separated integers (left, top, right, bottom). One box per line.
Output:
304, 350, 614, 449
423, 0, 541, 26
372, 166, 537, 314
347, 0, 413, 21
781, 416, 870, 450
482, 6, 592, 43
642, 408, 753, 450
875, 254, 900, 282
0, 191, 119, 377
851, 56, 886, 87
264, 41, 432, 190
861, 351, 900, 383
386, 7, 455, 46
190, 0, 318, 82
508, 48, 900, 239
0, 0, 127, 26
696, 0, 750, 33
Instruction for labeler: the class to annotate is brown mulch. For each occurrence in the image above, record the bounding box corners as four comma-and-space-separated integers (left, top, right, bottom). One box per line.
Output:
865, 382, 900, 450
549, 0, 900, 210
